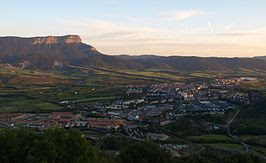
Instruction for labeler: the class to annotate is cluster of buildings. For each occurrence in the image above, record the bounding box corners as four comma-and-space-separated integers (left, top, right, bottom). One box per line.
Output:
211, 77, 258, 88
0, 76, 259, 151
0, 112, 126, 130
190, 100, 235, 114
160, 144, 189, 157
55, 78, 253, 130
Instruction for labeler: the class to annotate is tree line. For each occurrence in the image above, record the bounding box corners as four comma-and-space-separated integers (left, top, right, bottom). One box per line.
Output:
0, 128, 263, 163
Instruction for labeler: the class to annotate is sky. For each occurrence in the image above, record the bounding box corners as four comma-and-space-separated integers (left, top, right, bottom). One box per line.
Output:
1, 0, 266, 57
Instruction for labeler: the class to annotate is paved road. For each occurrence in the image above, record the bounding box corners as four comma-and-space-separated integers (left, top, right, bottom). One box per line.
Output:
95, 132, 112, 149
227, 109, 266, 160
226, 108, 249, 154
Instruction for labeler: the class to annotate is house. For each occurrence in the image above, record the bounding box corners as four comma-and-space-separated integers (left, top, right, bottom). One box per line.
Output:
47, 112, 81, 128
127, 110, 140, 120
87, 118, 126, 129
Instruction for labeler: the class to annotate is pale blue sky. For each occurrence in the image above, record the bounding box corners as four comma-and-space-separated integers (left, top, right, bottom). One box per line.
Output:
1, 0, 266, 57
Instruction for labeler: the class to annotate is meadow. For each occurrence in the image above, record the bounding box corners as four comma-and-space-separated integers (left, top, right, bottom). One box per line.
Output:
186, 134, 234, 143
0, 95, 62, 112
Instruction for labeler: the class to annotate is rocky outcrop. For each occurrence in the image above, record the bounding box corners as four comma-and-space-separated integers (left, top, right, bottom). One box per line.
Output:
33, 35, 82, 45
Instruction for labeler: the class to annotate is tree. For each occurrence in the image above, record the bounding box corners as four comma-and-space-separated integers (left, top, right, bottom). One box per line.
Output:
119, 142, 172, 163
26, 139, 57, 163
0, 128, 114, 163
0, 129, 19, 163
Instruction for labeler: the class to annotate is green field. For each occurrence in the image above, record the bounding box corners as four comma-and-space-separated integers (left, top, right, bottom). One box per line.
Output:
240, 135, 266, 146
0, 95, 62, 112
252, 145, 266, 154
215, 143, 243, 150
186, 134, 234, 143
73, 96, 118, 103
205, 143, 243, 150
35, 102, 62, 110
1, 64, 265, 113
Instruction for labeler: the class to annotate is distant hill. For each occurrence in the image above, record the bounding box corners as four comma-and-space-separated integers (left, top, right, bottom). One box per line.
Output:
254, 56, 266, 60
117, 55, 266, 71
0, 35, 132, 69
1, 35, 266, 72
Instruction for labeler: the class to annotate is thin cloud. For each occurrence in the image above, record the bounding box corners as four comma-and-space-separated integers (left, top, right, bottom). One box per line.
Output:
88, 31, 137, 40
60, 19, 266, 56
225, 23, 235, 30
208, 21, 215, 34
161, 10, 206, 21
216, 32, 260, 36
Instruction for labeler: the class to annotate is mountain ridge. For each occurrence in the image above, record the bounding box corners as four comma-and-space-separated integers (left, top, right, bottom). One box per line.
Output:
0, 35, 266, 71
254, 56, 266, 60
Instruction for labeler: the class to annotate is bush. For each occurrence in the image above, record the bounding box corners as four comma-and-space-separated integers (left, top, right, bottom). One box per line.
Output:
0, 128, 113, 163
119, 142, 172, 163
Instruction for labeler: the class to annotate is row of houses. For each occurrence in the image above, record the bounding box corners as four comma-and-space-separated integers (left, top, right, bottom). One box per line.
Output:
0, 112, 127, 130
191, 100, 235, 112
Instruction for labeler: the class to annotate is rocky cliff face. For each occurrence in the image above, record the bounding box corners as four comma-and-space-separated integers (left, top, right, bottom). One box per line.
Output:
33, 35, 82, 45
0, 35, 133, 70
0, 35, 107, 69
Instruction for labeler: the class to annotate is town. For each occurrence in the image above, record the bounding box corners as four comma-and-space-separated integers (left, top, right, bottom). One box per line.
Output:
0, 76, 261, 157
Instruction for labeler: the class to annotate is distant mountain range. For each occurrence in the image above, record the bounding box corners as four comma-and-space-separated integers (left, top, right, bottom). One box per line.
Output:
254, 56, 266, 60
1, 35, 266, 71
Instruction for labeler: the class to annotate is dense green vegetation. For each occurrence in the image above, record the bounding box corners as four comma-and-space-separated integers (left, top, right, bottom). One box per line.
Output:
0, 128, 114, 163
163, 117, 200, 137
0, 128, 263, 163
232, 100, 266, 135
119, 142, 173, 163
180, 148, 263, 163
0, 129, 176, 163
